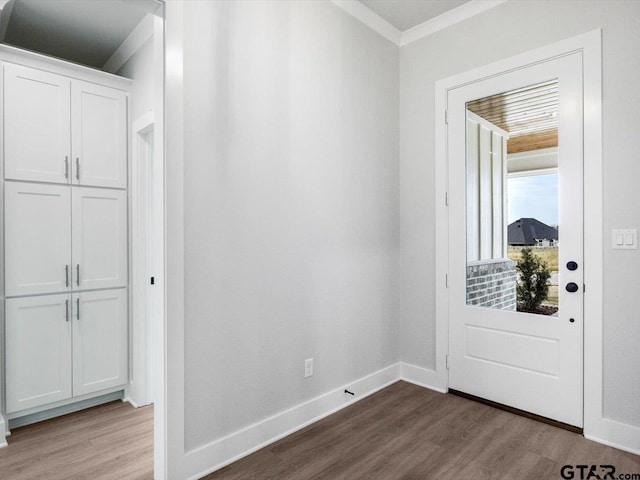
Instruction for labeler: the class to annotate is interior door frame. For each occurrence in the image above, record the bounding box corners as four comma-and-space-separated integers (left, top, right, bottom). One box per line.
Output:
434, 30, 602, 439
127, 110, 155, 408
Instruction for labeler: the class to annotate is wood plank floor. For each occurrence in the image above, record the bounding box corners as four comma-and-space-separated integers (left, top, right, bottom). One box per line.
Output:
0, 382, 638, 480
204, 381, 640, 480
0, 400, 153, 480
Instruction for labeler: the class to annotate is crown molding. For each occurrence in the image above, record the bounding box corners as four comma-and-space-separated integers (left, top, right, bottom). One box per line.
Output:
331, 0, 508, 47
330, 0, 401, 45
102, 12, 154, 74
401, 0, 508, 45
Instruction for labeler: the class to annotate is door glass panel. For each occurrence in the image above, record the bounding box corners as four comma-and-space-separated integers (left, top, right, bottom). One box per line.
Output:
465, 80, 559, 316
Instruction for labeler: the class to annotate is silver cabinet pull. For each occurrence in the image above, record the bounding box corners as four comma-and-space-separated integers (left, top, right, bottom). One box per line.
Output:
65, 299, 69, 322
65, 156, 69, 179
76, 298, 80, 320
76, 157, 80, 180
76, 264, 80, 286
65, 265, 69, 287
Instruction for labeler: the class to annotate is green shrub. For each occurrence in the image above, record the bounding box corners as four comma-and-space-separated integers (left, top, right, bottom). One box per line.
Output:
516, 248, 551, 312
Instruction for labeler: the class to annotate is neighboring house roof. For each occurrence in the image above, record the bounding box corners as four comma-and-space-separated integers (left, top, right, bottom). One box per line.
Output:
508, 218, 558, 245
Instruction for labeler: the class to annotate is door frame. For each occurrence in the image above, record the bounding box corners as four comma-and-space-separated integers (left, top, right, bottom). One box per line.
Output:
127, 110, 155, 408
434, 30, 603, 439
124, 4, 167, 477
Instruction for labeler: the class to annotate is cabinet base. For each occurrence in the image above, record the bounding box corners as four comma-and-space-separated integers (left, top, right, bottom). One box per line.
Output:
7, 389, 124, 430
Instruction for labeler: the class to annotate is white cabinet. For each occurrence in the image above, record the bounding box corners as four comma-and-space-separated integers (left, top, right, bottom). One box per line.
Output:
4, 185, 127, 295
4, 64, 71, 184
3, 60, 129, 419
3, 63, 127, 189
5, 182, 72, 296
5, 290, 128, 413
72, 187, 127, 290
5, 295, 73, 414
71, 81, 127, 188
72, 289, 128, 396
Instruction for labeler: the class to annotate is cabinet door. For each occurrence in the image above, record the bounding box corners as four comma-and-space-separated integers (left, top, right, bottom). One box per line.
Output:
5, 182, 72, 296
4, 63, 71, 183
72, 187, 127, 290
6, 294, 73, 413
72, 289, 128, 396
71, 81, 127, 188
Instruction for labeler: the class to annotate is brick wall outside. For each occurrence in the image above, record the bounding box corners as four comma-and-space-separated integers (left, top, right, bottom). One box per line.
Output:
467, 259, 517, 310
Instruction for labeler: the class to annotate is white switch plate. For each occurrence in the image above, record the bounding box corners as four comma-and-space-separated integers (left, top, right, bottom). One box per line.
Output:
304, 358, 314, 378
612, 229, 638, 249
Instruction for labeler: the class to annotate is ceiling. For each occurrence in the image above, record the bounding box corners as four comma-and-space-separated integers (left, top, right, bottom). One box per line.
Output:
467, 80, 559, 154
358, 0, 471, 31
0, 0, 157, 69
0, 0, 482, 68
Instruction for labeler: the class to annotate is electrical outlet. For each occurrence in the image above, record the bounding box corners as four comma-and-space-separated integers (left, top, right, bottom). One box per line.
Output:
304, 358, 314, 378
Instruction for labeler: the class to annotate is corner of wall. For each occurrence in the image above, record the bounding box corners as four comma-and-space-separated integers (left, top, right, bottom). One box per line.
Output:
399, 362, 447, 393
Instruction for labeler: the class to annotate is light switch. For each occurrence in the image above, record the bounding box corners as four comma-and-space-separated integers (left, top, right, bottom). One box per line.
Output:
625, 232, 634, 246
612, 229, 638, 249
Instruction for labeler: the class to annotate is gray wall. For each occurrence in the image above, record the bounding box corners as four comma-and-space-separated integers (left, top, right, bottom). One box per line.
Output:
180, 0, 399, 451
399, 0, 640, 427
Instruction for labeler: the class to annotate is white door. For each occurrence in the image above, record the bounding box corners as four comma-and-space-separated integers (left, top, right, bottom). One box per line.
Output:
5, 294, 73, 413
448, 53, 584, 426
71, 80, 127, 188
72, 289, 128, 396
72, 187, 127, 290
4, 63, 71, 183
5, 182, 72, 296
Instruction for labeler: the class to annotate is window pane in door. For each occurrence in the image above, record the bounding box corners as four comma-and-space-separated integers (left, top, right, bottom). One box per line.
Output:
465, 80, 560, 316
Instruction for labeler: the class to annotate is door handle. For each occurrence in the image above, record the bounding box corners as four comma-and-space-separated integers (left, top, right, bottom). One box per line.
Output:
566, 282, 579, 293
65, 156, 69, 179
77, 298, 80, 320
76, 157, 80, 180
65, 299, 69, 322
65, 265, 69, 287
76, 264, 80, 286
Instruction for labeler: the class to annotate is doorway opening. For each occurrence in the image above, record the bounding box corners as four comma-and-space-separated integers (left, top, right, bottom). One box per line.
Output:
0, 0, 166, 478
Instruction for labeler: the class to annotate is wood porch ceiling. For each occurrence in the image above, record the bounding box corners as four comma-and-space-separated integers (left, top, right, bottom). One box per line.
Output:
467, 80, 559, 154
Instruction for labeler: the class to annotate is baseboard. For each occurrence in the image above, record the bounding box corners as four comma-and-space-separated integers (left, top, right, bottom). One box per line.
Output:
399, 362, 447, 393
123, 395, 152, 409
585, 418, 640, 456
125, 380, 153, 409
186, 363, 401, 480
124, 397, 142, 409
0, 414, 7, 448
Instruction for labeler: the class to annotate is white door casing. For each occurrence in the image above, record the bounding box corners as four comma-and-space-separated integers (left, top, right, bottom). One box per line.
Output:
129, 111, 156, 408
4, 63, 71, 184
5, 294, 73, 413
5, 182, 72, 296
71, 80, 127, 189
72, 187, 128, 290
447, 53, 584, 427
